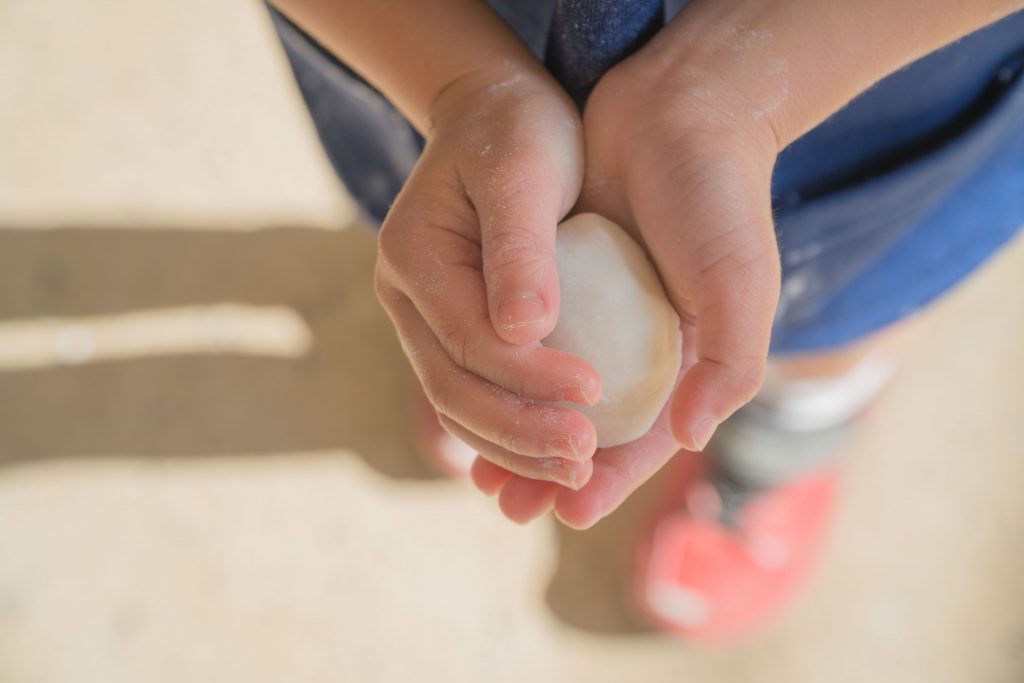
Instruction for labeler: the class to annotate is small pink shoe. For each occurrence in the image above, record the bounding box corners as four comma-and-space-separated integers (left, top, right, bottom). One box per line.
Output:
634, 450, 837, 643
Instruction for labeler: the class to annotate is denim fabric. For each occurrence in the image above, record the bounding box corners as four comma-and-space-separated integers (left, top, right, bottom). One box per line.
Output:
267, 4, 1024, 353
546, 0, 664, 105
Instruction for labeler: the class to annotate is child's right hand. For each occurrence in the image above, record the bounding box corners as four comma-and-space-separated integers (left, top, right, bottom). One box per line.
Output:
374, 65, 602, 490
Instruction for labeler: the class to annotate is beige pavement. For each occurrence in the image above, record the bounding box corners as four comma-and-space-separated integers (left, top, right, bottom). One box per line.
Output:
1, 1, 1023, 682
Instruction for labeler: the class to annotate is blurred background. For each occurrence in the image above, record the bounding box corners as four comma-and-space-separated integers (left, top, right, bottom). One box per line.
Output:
2, 0, 1024, 681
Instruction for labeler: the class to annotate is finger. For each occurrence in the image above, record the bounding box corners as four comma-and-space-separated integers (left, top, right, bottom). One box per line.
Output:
470, 457, 514, 495
439, 415, 593, 490
554, 396, 681, 530
462, 138, 579, 345
377, 282, 599, 461
378, 182, 601, 406
381, 246, 601, 406
498, 477, 559, 524
422, 296, 602, 406
630, 144, 780, 451
550, 343, 691, 529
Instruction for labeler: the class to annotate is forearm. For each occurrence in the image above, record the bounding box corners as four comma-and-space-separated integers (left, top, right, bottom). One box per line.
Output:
640, 0, 1024, 148
269, 0, 547, 134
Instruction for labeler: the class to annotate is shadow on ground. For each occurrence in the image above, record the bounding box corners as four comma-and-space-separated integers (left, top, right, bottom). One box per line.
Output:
0, 224, 642, 634
0, 225, 434, 479
545, 477, 664, 635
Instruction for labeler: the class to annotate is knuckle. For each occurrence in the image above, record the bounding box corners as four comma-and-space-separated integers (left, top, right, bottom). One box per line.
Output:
695, 223, 771, 280
485, 230, 550, 285
440, 323, 471, 369
376, 223, 402, 269
422, 371, 455, 418
478, 132, 546, 174
372, 263, 396, 305
693, 236, 781, 312
495, 348, 536, 395
508, 372, 530, 400
494, 426, 524, 456
461, 430, 514, 471
376, 219, 421, 288
372, 265, 414, 317
435, 413, 457, 437
489, 450, 518, 475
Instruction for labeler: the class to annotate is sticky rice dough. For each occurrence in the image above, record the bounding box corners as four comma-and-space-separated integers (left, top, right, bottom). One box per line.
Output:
544, 213, 682, 447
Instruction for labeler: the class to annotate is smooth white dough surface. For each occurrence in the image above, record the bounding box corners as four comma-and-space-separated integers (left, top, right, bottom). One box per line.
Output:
544, 213, 682, 447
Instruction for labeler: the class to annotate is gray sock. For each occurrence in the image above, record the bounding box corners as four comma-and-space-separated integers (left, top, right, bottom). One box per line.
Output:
710, 355, 894, 489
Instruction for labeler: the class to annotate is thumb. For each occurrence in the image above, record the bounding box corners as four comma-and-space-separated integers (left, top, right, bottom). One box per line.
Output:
633, 146, 780, 451
463, 139, 581, 345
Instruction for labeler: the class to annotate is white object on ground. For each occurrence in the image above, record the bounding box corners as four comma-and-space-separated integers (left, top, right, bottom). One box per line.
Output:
544, 213, 682, 447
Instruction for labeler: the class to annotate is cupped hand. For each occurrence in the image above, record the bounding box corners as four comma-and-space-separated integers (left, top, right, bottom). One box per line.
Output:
374, 65, 604, 489
477, 54, 783, 527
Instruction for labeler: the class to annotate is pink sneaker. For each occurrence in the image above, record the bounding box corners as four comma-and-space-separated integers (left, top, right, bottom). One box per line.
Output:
634, 450, 837, 643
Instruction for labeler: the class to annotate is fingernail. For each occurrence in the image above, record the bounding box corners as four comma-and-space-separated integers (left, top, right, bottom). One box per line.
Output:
571, 461, 593, 490
497, 292, 547, 330
559, 386, 589, 405
546, 433, 585, 461
537, 457, 583, 490
561, 463, 585, 491
558, 376, 601, 406
691, 416, 718, 451
579, 374, 602, 406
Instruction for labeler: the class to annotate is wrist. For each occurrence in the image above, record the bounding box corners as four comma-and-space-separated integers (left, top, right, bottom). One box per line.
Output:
588, 39, 780, 176
427, 61, 574, 138
615, 10, 815, 153
631, 0, 1024, 150
272, 0, 558, 135
426, 60, 584, 217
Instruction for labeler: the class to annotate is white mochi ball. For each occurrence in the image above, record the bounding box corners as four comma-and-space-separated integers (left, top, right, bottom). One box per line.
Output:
544, 213, 682, 447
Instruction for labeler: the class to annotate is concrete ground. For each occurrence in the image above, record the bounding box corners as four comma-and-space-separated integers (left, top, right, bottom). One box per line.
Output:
1, 1, 1023, 681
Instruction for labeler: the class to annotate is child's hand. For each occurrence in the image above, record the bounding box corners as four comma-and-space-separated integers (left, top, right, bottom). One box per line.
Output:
374, 66, 602, 489
482, 44, 783, 527
564, 58, 782, 526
